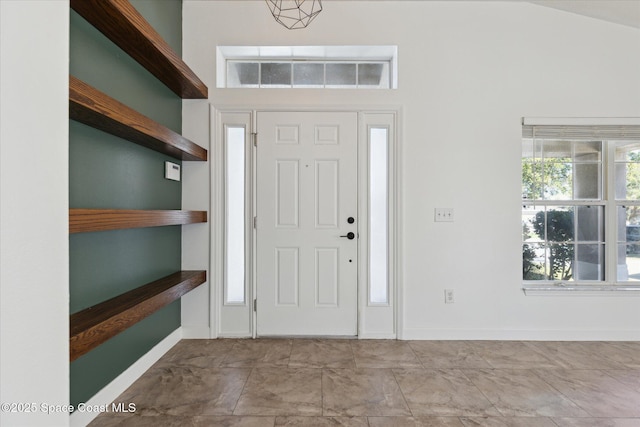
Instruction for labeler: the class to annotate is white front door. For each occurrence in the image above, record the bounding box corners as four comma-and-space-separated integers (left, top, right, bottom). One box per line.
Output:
256, 111, 358, 336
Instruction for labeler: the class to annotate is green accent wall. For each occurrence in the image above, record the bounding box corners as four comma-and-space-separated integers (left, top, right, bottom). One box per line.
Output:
69, 0, 184, 406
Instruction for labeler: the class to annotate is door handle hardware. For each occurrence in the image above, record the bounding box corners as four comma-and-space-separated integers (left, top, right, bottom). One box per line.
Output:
340, 232, 355, 240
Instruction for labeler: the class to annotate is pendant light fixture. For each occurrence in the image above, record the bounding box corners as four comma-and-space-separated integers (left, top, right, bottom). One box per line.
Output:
265, 0, 323, 30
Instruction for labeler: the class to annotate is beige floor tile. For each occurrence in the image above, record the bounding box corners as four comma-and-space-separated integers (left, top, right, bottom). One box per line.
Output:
368, 416, 465, 426
608, 342, 640, 368
459, 417, 557, 426
408, 341, 491, 369
552, 418, 640, 427
527, 341, 627, 369
605, 369, 640, 392
553, 342, 640, 369
153, 339, 237, 369
88, 339, 639, 427
463, 369, 588, 417
275, 416, 369, 426
91, 415, 277, 427
234, 368, 322, 416
393, 369, 500, 417
322, 368, 411, 416
351, 340, 422, 368
116, 366, 250, 416
534, 369, 640, 417
221, 339, 292, 367
468, 342, 559, 369
199, 416, 277, 426
289, 339, 356, 368
88, 413, 136, 427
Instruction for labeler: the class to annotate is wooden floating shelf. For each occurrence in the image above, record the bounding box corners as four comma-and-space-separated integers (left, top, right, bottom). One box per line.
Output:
70, 270, 206, 361
70, 0, 207, 99
69, 209, 207, 234
70, 76, 207, 161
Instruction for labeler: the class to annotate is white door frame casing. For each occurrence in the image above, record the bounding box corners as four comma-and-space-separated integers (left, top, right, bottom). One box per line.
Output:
211, 106, 402, 339
358, 112, 398, 339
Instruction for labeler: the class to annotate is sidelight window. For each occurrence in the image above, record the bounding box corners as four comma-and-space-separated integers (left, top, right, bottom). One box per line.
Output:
225, 126, 246, 303
369, 127, 389, 304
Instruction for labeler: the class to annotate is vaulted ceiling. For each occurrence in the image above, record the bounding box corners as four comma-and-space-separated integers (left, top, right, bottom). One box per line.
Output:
202, 0, 640, 29
526, 0, 640, 29
318, 0, 640, 29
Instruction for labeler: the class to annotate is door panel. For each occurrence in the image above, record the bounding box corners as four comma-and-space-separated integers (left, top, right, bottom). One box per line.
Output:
276, 160, 299, 227
256, 111, 358, 336
275, 248, 298, 306
315, 160, 339, 228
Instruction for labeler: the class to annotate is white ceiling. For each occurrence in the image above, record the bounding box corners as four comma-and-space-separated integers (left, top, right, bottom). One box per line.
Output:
320, 0, 640, 29
205, 0, 640, 29
525, 0, 640, 29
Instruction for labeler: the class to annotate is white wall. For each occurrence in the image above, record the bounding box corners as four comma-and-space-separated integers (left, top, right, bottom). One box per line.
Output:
181, 98, 212, 338
0, 1, 70, 425
183, 0, 640, 340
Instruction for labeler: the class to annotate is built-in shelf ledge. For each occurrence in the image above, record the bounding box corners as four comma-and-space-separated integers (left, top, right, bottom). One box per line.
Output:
70, 0, 207, 99
70, 76, 207, 161
70, 270, 206, 361
69, 209, 207, 234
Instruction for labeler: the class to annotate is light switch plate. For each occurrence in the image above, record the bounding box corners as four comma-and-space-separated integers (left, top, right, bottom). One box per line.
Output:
444, 289, 455, 304
165, 161, 181, 181
435, 208, 454, 222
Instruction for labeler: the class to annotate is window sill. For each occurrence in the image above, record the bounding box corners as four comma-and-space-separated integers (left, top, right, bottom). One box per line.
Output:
522, 284, 640, 296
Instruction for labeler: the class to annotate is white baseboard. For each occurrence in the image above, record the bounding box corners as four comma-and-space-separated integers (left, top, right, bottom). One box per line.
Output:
70, 328, 182, 427
400, 328, 640, 341
358, 332, 397, 339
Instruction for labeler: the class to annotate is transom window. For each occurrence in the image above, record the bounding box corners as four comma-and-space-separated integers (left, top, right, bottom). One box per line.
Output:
521, 120, 640, 290
217, 45, 398, 89
227, 60, 390, 89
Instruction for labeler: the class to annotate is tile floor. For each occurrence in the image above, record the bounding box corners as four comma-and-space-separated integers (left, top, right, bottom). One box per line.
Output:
90, 339, 640, 426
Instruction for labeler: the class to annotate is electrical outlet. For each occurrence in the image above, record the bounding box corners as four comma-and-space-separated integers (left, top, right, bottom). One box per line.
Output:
435, 208, 454, 222
444, 289, 455, 304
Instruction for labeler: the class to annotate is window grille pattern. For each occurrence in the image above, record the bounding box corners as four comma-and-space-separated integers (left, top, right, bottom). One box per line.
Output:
522, 124, 640, 285
227, 60, 390, 89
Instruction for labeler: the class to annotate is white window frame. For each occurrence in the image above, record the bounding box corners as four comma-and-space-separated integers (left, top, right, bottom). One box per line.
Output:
217, 46, 398, 89
358, 112, 398, 337
214, 111, 254, 336
522, 117, 640, 295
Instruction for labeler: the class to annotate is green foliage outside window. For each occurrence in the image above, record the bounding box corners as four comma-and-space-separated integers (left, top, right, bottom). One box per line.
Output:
522, 155, 575, 280
625, 151, 640, 224
523, 210, 574, 281
522, 137, 640, 282
521, 161, 572, 200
